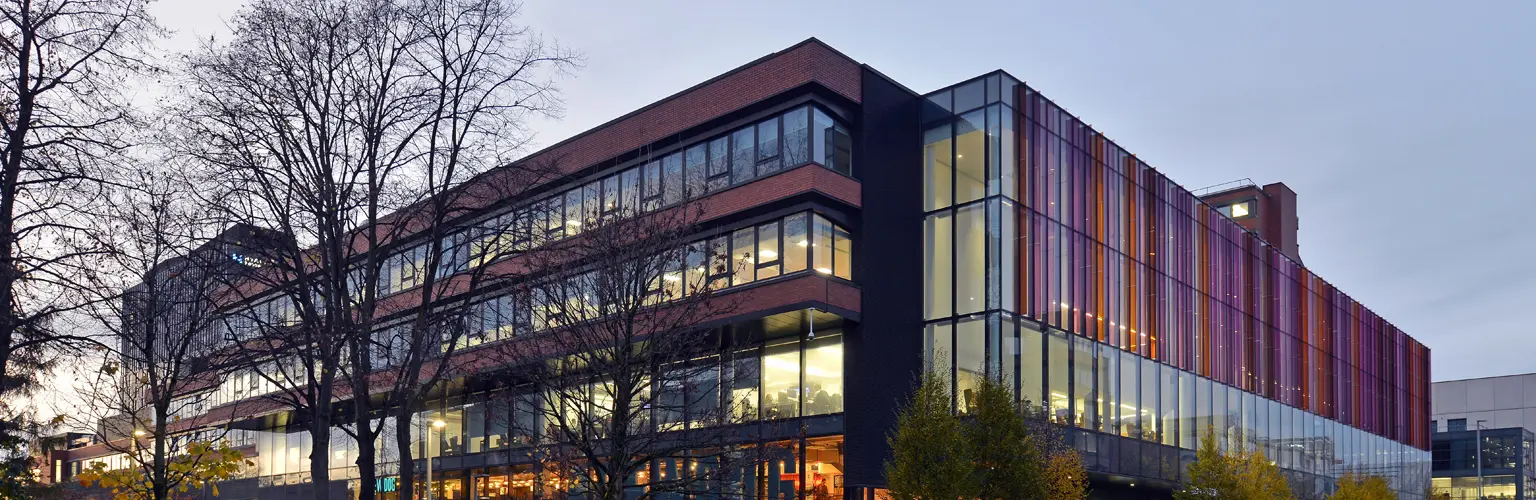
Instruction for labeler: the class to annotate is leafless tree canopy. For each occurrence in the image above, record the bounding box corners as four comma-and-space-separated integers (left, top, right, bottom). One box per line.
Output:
0, 0, 162, 481
70, 172, 246, 500
166, 0, 576, 498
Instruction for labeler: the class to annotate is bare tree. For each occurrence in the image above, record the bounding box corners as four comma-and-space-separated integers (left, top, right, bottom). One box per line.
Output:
0, 0, 161, 482
170, 0, 574, 498
488, 201, 779, 500
69, 172, 249, 500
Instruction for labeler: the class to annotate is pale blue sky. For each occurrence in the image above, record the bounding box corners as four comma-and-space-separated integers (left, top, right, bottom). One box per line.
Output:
152, 0, 1536, 381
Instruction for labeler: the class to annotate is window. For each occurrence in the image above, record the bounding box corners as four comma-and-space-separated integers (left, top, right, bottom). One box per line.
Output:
708, 236, 730, 291
1448, 418, 1468, 432
1020, 323, 1044, 408
757, 221, 780, 280
924, 212, 953, 320
620, 168, 640, 217
923, 124, 953, 211
803, 333, 843, 416
813, 108, 852, 176
732, 228, 755, 286
1161, 367, 1179, 447
955, 316, 984, 414
812, 215, 833, 276
602, 176, 621, 216
757, 118, 780, 174
643, 160, 663, 211
685, 363, 722, 427
660, 249, 684, 301
708, 137, 730, 190
1045, 331, 1069, 424
662, 153, 684, 206
953, 110, 985, 204
582, 181, 600, 228
955, 204, 985, 315
1126, 351, 1146, 439
783, 108, 809, 166
730, 355, 760, 421
1217, 201, 1253, 219
381, 245, 429, 295
731, 127, 755, 185
685, 242, 709, 295
954, 79, 984, 113
784, 214, 808, 273
832, 224, 852, 280
684, 144, 707, 199
563, 189, 583, 236
924, 321, 953, 390
1096, 344, 1115, 433
762, 339, 800, 419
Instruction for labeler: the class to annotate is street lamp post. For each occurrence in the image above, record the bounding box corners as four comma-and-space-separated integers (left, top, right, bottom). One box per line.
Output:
427, 419, 446, 500
1477, 419, 1488, 500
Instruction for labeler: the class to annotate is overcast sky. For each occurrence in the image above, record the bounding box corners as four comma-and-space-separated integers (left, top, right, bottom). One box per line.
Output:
146, 0, 1535, 382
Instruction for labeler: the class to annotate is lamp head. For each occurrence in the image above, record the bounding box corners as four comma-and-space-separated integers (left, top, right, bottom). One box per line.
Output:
432, 420, 446, 429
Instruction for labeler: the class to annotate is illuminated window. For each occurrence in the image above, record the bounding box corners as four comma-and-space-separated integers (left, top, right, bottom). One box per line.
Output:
1218, 201, 1252, 219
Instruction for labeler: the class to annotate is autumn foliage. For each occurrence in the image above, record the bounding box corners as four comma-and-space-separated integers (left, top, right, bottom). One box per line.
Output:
76, 440, 250, 500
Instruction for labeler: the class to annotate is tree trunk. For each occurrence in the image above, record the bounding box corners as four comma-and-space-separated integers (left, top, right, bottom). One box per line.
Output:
356, 398, 378, 500
312, 389, 334, 500
395, 407, 417, 500
153, 410, 169, 500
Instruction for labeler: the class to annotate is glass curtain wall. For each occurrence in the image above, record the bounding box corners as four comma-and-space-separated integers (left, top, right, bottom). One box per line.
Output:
920, 73, 1431, 498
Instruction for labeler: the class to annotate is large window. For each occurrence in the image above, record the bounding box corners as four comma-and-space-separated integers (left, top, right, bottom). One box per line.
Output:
1020, 323, 1044, 408
924, 212, 953, 320
923, 125, 953, 211
953, 110, 985, 204
955, 316, 985, 414
803, 333, 843, 416
1046, 331, 1070, 424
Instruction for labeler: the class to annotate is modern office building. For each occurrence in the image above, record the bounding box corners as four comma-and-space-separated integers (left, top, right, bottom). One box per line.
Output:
54, 39, 1431, 500
1431, 374, 1536, 499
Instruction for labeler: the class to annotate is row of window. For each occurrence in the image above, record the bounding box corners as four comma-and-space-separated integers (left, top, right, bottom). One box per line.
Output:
433, 105, 847, 278
241, 327, 842, 479
208, 212, 853, 408
386, 212, 852, 357
925, 315, 1428, 477
218, 106, 853, 345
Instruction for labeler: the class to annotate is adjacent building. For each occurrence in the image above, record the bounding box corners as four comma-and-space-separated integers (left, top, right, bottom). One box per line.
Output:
1431, 374, 1536, 499
55, 39, 1431, 500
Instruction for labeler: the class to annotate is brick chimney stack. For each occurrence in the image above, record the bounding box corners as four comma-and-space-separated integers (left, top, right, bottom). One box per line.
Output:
1200, 181, 1302, 264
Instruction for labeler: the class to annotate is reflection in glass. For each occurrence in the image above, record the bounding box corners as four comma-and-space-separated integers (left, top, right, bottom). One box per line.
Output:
925, 321, 953, 393
784, 214, 808, 274
954, 110, 986, 204
732, 228, 754, 286
955, 204, 985, 315
924, 212, 953, 320
923, 124, 952, 211
812, 215, 834, 276
732, 127, 754, 185
955, 316, 984, 414
757, 222, 781, 280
